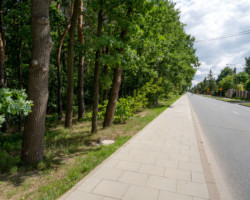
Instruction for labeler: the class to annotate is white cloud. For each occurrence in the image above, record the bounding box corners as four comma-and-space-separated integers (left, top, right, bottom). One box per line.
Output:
174, 0, 250, 86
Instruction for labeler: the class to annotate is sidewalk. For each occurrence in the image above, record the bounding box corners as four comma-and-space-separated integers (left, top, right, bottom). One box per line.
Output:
59, 94, 210, 200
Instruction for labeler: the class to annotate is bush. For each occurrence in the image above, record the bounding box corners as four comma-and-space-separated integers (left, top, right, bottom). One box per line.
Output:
81, 80, 160, 124
114, 98, 134, 123
0, 88, 33, 128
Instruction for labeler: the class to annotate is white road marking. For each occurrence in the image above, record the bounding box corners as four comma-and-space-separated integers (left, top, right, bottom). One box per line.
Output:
233, 111, 239, 115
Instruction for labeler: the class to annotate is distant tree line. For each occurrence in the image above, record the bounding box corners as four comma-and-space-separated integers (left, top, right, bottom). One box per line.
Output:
192, 57, 250, 94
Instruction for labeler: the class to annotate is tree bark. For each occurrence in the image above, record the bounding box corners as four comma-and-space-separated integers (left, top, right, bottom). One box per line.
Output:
103, 29, 128, 128
102, 47, 108, 102
77, 0, 85, 121
65, 0, 81, 128
0, 0, 5, 88
154, 61, 159, 108
103, 68, 122, 127
22, 0, 53, 164
0, 32, 4, 88
18, 38, 23, 131
57, 25, 70, 120
91, 0, 103, 133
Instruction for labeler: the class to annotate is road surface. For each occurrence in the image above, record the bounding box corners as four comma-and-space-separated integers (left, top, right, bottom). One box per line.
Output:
188, 93, 250, 200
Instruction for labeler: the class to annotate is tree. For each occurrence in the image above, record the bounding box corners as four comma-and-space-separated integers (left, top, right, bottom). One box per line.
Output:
207, 69, 216, 93
65, 0, 81, 128
236, 71, 249, 85
0, 0, 5, 88
219, 75, 234, 91
22, 0, 53, 164
77, 0, 85, 121
91, 0, 104, 133
202, 77, 209, 93
244, 56, 250, 75
216, 66, 233, 84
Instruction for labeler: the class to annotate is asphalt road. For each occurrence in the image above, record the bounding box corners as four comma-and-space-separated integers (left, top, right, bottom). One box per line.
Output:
188, 93, 250, 200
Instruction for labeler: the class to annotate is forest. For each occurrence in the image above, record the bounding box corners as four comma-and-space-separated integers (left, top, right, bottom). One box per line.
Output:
0, 0, 198, 199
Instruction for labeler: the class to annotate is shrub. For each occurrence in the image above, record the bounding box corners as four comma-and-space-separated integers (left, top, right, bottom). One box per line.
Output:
114, 98, 134, 123
0, 88, 33, 128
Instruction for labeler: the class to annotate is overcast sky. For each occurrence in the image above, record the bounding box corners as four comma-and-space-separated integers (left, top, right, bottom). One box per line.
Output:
173, 0, 250, 86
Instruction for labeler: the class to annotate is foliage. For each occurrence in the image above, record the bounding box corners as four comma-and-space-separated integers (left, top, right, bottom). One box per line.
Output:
237, 83, 244, 91
236, 72, 249, 85
244, 56, 250, 75
219, 75, 234, 91
0, 88, 33, 127
216, 66, 233, 83
245, 79, 250, 91
207, 69, 217, 92
114, 98, 134, 123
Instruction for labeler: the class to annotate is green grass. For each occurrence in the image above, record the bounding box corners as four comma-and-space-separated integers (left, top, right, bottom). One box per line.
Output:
201, 94, 242, 102
0, 95, 181, 200
241, 103, 250, 107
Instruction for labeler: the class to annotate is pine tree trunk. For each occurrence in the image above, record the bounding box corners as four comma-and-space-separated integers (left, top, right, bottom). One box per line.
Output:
103, 68, 122, 127
57, 25, 69, 120
91, 0, 103, 133
21, 0, 53, 164
77, 0, 85, 121
65, 0, 81, 128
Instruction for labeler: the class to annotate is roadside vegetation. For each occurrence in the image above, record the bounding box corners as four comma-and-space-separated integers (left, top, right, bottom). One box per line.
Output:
191, 57, 250, 102
0, 95, 180, 200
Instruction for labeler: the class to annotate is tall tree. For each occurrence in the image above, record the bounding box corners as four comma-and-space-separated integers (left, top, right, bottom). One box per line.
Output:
77, 0, 85, 121
244, 56, 250, 75
65, 0, 81, 128
0, 0, 5, 88
216, 66, 233, 83
91, 0, 103, 133
56, 2, 70, 120
56, 25, 69, 120
103, 29, 128, 128
207, 69, 216, 92
22, 0, 53, 164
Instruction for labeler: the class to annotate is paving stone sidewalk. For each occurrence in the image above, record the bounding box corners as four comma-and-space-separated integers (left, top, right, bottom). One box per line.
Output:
59, 94, 210, 200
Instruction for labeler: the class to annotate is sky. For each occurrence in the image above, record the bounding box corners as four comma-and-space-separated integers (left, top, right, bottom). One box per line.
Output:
173, 0, 250, 86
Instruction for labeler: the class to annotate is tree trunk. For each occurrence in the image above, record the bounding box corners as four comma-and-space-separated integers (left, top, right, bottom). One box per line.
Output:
0, 0, 5, 88
102, 64, 108, 101
0, 32, 4, 88
65, 0, 81, 128
77, 0, 85, 121
103, 68, 122, 127
18, 39, 23, 131
102, 47, 108, 102
154, 61, 159, 108
57, 25, 69, 120
22, 0, 53, 164
91, 0, 103, 133
103, 29, 128, 128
